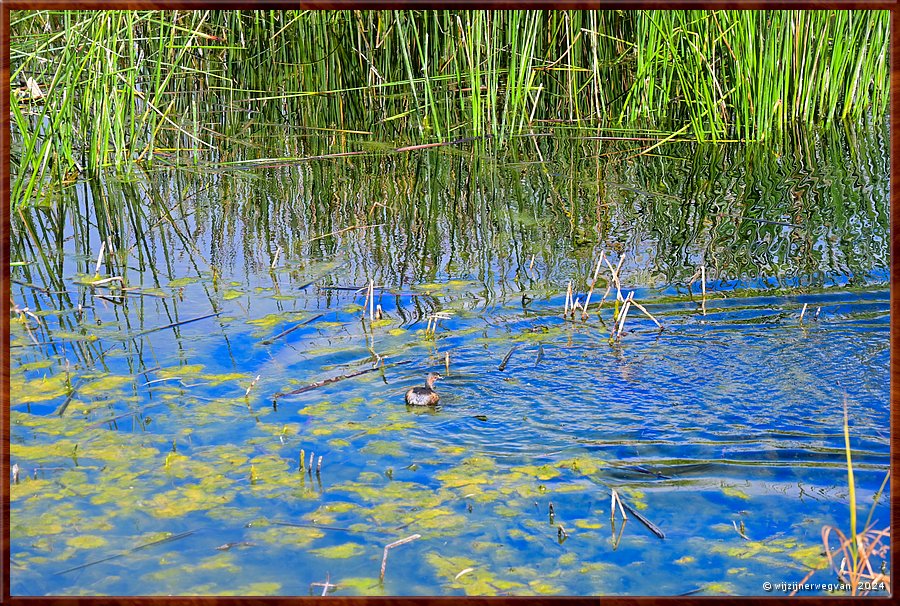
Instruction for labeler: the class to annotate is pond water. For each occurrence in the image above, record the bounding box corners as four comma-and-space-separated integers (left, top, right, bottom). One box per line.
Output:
9, 125, 890, 596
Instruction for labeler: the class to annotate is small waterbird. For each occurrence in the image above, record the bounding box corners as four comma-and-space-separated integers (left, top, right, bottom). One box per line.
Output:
405, 372, 442, 406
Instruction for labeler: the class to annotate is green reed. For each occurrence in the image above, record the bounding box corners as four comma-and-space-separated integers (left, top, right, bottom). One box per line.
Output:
10, 10, 890, 206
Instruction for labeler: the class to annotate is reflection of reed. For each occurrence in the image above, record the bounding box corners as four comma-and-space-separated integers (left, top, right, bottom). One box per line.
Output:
9, 125, 888, 374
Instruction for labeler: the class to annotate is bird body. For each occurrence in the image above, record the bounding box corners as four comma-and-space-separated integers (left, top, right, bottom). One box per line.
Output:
405, 372, 442, 406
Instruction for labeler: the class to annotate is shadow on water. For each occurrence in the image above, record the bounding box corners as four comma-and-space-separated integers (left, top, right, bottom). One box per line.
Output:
9, 125, 890, 596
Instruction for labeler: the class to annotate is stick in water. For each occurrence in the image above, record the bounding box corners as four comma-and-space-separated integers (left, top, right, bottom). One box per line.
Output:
380, 534, 421, 582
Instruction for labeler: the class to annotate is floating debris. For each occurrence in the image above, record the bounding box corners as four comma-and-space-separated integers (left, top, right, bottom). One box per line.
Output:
216, 541, 256, 551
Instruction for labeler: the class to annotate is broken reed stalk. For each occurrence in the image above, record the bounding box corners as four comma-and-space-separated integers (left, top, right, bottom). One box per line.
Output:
701, 265, 707, 315
618, 497, 666, 539
299, 449, 305, 472
316, 455, 323, 474
369, 280, 375, 322
615, 292, 634, 338
582, 252, 606, 319
799, 302, 808, 323
271, 247, 281, 269
380, 534, 421, 582
600, 253, 626, 309
82, 276, 124, 287
610, 489, 628, 522
629, 298, 663, 330
444, 351, 450, 375
529, 254, 535, 271
245, 375, 261, 397
564, 280, 573, 317
94, 241, 106, 276
308, 451, 315, 474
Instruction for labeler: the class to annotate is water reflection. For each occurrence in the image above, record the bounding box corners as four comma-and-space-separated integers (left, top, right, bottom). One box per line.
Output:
9, 125, 890, 596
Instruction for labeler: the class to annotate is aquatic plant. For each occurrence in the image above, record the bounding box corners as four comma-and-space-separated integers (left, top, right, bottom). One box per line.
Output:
11, 10, 889, 202
817, 399, 891, 595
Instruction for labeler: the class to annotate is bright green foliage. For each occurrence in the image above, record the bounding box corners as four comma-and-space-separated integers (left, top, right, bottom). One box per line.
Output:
10, 10, 888, 205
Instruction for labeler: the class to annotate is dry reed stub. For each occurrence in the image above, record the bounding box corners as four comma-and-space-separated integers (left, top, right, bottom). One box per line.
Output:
799, 302, 808, 322
94, 241, 106, 276
582, 252, 606, 319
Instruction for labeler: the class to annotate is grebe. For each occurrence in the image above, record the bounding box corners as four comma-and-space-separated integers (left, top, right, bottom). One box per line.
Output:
405, 372, 442, 406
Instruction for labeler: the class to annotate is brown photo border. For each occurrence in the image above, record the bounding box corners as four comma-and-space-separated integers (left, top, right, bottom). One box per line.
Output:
1, 1, 897, 603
